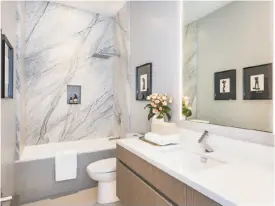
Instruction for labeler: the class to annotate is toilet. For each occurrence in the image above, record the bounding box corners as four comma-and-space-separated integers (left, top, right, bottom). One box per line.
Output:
87, 158, 119, 204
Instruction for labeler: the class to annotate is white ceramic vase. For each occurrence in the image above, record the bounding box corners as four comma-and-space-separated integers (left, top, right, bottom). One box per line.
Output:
151, 114, 164, 132
151, 114, 165, 124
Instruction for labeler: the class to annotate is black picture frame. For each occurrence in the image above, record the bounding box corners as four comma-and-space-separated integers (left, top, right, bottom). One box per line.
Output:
243, 63, 272, 100
136, 63, 152, 101
214, 69, 236, 100
1, 33, 14, 99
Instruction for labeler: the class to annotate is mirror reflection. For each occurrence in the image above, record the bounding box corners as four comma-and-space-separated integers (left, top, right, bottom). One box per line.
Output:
183, 1, 273, 132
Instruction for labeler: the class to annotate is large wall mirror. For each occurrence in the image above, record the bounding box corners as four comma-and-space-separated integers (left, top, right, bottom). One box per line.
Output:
183, 1, 273, 132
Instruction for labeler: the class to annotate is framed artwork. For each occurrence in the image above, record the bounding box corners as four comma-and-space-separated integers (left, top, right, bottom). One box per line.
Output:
214, 69, 236, 100
243, 63, 272, 100
136, 63, 152, 101
1, 33, 14, 98
67, 85, 81, 104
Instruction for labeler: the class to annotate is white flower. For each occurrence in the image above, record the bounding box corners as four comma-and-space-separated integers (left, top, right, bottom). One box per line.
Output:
155, 100, 160, 104
147, 96, 151, 100
184, 96, 190, 100
162, 96, 167, 100
163, 101, 167, 106
169, 98, 173, 103
151, 95, 156, 99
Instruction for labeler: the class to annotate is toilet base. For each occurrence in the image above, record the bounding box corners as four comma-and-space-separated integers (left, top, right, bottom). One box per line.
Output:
97, 180, 119, 204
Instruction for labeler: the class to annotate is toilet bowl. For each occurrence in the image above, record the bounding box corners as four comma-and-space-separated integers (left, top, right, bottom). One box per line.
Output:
87, 158, 119, 204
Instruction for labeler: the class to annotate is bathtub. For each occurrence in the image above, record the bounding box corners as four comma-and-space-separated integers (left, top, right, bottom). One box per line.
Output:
15, 137, 119, 204
19, 137, 118, 162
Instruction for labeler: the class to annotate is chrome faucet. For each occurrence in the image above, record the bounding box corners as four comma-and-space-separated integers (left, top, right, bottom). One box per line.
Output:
198, 130, 214, 153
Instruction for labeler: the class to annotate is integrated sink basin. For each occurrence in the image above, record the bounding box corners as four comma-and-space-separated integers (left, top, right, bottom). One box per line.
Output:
161, 149, 224, 172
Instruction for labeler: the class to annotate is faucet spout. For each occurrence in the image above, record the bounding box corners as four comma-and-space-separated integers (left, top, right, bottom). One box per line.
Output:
198, 130, 214, 153
198, 130, 209, 143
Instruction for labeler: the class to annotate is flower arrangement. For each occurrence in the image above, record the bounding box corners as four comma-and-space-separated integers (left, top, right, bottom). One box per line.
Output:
182, 96, 192, 117
144, 93, 172, 121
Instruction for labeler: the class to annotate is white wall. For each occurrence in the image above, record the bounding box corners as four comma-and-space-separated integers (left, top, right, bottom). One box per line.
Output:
1, 0, 17, 197
129, 1, 182, 133
196, 1, 273, 132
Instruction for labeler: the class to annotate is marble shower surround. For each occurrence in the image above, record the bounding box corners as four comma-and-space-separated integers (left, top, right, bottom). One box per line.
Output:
25, 2, 130, 145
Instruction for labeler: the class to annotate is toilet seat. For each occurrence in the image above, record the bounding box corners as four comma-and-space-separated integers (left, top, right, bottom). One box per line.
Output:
87, 158, 116, 174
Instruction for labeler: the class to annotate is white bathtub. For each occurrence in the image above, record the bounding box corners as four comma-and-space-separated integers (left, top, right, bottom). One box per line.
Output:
15, 136, 124, 204
19, 137, 119, 162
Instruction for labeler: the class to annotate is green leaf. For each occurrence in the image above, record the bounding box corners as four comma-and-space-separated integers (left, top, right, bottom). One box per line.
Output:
166, 113, 171, 122
144, 104, 152, 109
157, 114, 163, 119
163, 106, 171, 112
148, 112, 155, 120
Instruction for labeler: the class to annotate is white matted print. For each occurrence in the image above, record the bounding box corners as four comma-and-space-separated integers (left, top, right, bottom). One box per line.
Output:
140, 74, 147, 92
220, 78, 230, 93
250, 74, 264, 91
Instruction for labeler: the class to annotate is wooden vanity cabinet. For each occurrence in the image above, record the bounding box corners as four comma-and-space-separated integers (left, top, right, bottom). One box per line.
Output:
117, 161, 173, 206
116, 145, 221, 206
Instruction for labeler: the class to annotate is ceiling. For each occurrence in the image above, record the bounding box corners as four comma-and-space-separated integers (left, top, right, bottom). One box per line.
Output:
56, 1, 126, 16
56, 1, 232, 22
184, 1, 233, 25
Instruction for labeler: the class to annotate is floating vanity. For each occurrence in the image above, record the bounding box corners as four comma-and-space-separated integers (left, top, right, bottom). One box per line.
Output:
117, 144, 220, 206
116, 134, 274, 206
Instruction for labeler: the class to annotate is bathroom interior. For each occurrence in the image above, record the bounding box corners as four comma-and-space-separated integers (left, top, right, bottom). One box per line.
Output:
0, 1, 274, 206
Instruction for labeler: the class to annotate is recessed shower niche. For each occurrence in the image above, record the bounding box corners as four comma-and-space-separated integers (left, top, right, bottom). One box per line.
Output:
67, 85, 81, 104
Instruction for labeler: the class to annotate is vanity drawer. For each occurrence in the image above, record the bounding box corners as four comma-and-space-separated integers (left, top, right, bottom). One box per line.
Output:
155, 166, 187, 205
116, 145, 155, 183
187, 187, 221, 206
117, 160, 173, 206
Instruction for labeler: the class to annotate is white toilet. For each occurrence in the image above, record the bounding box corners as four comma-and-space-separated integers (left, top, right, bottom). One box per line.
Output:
87, 158, 119, 204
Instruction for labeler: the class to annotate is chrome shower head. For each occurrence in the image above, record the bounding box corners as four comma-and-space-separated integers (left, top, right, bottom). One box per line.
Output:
91, 53, 112, 59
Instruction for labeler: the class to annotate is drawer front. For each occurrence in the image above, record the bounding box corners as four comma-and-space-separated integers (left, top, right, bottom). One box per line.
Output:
117, 160, 173, 206
155, 166, 187, 205
187, 187, 221, 206
116, 145, 154, 183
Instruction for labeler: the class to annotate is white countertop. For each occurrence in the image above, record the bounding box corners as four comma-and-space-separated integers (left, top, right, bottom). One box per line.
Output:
117, 131, 274, 206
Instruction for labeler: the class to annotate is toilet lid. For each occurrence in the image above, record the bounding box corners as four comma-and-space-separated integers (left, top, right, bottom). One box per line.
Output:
87, 158, 116, 173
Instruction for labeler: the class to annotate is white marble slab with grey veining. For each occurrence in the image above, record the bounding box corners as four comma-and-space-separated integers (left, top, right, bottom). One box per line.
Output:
25, 1, 130, 145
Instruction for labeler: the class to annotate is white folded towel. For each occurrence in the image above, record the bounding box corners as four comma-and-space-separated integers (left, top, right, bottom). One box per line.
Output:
55, 150, 77, 182
144, 132, 180, 146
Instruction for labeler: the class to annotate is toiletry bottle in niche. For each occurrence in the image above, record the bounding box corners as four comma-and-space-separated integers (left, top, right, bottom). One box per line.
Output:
73, 94, 78, 104
69, 97, 73, 104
